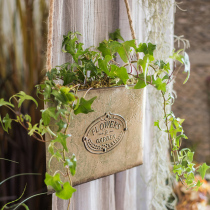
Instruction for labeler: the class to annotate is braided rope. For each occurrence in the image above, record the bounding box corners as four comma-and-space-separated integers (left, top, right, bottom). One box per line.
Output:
124, 0, 136, 41
124, 0, 139, 61
46, 0, 55, 72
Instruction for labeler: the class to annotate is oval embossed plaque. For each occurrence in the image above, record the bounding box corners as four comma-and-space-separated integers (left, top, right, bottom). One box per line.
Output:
82, 112, 127, 154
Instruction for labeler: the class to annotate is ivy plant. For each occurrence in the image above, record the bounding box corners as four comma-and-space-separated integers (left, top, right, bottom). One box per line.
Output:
0, 29, 209, 206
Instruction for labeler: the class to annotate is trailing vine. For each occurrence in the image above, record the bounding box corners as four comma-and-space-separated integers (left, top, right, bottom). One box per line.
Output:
0, 29, 209, 207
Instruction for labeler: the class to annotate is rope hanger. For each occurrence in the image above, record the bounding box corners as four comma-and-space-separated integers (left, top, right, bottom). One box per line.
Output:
124, 0, 140, 60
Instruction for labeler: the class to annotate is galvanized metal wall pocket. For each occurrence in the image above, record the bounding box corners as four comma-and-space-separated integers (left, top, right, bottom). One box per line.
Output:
46, 86, 145, 187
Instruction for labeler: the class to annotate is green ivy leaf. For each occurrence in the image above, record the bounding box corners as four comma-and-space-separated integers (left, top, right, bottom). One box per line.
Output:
52, 90, 66, 104
152, 78, 166, 93
2, 114, 12, 133
148, 43, 156, 56
134, 78, 147, 89
154, 120, 162, 131
137, 54, 154, 84
109, 29, 124, 41
185, 173, 194, 185
181, 160, 188, 167
187, 162, 195, 170
169, 49, 183, 64
45, 173, 62, 192
83, 60, 98, 77
136, 43, 147, 54
177, 117, 185, 125
56, 182, 76, 200
98, 55, 112, 75
74, 44, 86, 63
108, 41, 122, 55
28, 123, 39, 136
155, 60, 170, 73
162, 75, 170, 81
109, 65, 129, 84
41, 107, 57, 126
0, 98, 14, 108
60, 87, 76, 102
176, 134, 188, 140
56, 109, 70, 118
38, 122, 48, 136
48, 143, 54, 155
169, 124, 182, 139
117, 48, 127, 62
46, 68, 58, 80
62, 32, 86, 64
173, 164, 183, 176
176, 134, 188, 147
52, 133, 70, 152
134, 73, 151, 89
64, 154, 77, 176
187, 151, 194, 163
44, 173, 76, 200
73, 98, 80, 111
195, 180, 202, 191
163, 63, 170, 73
74, 97, 97, 115
63, 72, 77, 86
197, 163, 210, 179
10, 91, 38, 108
56, 120, 67, 132
118, 40, 136, 62
37, 80, 55, 101
52, 87, 76, 105
124, 40, 136, 50
25, 114, 31, 122
0, 114, 12, 133
136, 43, 156, 55
63, 34, 78, 61
98, 42, 111, 57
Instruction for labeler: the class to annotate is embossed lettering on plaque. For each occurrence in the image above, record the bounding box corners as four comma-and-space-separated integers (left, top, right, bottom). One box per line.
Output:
82, 112, 127, 154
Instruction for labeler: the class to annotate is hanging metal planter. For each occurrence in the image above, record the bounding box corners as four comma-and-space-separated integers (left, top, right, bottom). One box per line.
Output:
46, 86, 145, 188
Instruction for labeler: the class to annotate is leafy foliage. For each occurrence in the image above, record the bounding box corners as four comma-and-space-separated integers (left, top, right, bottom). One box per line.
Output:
44, 173, 76, 200
52, 133, 70, 152
74, 97, 97, 115
0, 29, 207, 203
0, 98, 14, 108
198, 163, 210, 179
109, 29, 124, 41
136, 42, 156, 56
10, 91, 38, 108
41, 107, 57, 126
2, 114, 12, 133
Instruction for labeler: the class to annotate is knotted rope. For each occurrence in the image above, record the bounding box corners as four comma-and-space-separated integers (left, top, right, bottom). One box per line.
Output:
124, 0, 140, 61
46, 0, 55, 72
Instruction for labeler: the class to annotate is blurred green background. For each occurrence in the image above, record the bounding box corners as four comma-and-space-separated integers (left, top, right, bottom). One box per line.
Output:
0, 0, 51, 209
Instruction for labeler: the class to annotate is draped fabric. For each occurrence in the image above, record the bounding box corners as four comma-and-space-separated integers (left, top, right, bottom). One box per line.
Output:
49, 0, 174, 209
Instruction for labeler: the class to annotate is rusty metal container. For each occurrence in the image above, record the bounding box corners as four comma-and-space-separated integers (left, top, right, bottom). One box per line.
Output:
46, 86, 145, 189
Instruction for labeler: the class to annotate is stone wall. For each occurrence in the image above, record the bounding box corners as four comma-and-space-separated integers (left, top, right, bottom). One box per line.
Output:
173, 0, 210, 163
